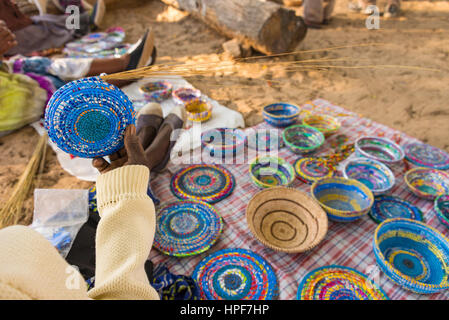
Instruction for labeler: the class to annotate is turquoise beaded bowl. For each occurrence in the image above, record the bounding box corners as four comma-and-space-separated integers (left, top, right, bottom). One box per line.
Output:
405, 168, 449, 200
262, 103, 300, 127
374, 218, 449, 294
435, 194, 449, 229
282, 125, 325, 155
355, 136, 404, 165
343, 158, 395, 195
249, 156, 295, 188
311, 177, 374, 222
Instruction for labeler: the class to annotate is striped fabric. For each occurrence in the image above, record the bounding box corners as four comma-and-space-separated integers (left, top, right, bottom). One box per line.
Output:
149, 99, 449, 300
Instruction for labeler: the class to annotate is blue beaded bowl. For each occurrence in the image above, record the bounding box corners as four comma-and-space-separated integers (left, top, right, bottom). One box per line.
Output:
45, 77, 135, 158
355, 137, 404, 165
201, 128, 246, 159
405, 168, 449, 200
369, 195, 423, 224
343, 158, 395, 195
311, 177, 374, 222
282, 125, 325, 155
434, 194, 449, 229
374, 218, 449, 294
262, 103, 300, 127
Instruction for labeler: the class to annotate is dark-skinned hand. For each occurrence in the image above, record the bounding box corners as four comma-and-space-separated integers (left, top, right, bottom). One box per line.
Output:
0, 20, 17, 57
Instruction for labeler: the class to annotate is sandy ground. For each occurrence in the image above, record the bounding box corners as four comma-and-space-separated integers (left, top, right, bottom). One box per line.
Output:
1, 0, 448, 224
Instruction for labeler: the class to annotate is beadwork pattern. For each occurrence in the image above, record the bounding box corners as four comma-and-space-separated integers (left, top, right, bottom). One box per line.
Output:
369, 195, 423, 223
404, 142, 449, 170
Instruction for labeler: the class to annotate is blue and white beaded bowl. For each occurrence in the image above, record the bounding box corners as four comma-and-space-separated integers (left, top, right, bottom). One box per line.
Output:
262, 103, 300, 127
201, 128, 246, 159
342, 158, 395, 195
405, 168, 449, 200
374, 218, 449, 294
282, 125, 325, 155
355, 137, 404, 165
311, 177, 374, 222
45, 77, 136, 158
435, 194, 449, 229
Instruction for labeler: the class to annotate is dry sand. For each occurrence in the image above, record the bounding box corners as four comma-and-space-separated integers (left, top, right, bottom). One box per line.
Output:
1, 0, 448, 224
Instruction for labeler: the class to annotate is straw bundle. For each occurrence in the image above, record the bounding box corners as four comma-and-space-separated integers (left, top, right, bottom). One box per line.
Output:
0, 133, 48, 228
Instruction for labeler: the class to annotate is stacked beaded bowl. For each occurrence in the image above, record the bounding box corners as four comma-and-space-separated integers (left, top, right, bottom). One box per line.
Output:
404, 142, 449, 170
355, 136, 404, 165
172, 87, 201, 105
373, 218, 449, 294
404, 168, 449, 200
153, 200, 223, 257
170, 164, 235, 203
282, 125, 325, 155
185, 99, 212, 122
201, 128, 246, 159
262, 103, 300, 127
435, 194, 449, 229
342, 158, 395, 195
294, 157, 334, 184
139, 81, 173, 102
369, 195, 423, 224
297, 265, 388, 300
302, 114, 341, 137
45, 77, 135, 158
192, 248, 278, 300
311, 177, 374, 222
249, 156, 295, 188
246, 187, 328, 253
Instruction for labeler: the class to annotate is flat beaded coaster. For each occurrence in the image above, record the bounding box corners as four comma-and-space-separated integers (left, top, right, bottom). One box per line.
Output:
294, 157, 334, 184
404, 142, 449, 170
297, 265, 388, 300
369, 195, 423, 224
153, 200, 223, 257
170, 165, 235, 203
45, 77, 135, 158
374, 218, 449, 294
139, 81, 173, 102
192, 248, 278, 300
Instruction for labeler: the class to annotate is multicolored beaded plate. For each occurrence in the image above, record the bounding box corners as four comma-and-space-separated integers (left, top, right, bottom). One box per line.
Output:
170, 165, 235, 203
434, 194, 449, 229
192, 248, 278, 300
139, 81, 173, 102
249, 156, 295, 188
153, 201, 223, 257
294, 157, 334, 184
342, 158, 395, 195
374, 218, 449, 294
297, 265, 388, 300
404, 142, 449, 170
369, 195, 423, 224
45, 77, 135, 158
405, 168, 449, 200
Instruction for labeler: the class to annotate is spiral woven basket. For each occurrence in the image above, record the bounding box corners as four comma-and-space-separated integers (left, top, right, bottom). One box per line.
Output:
246, 187, 328, 253
343, 157, 395, 195
405, 168, 449, 200
262, 103, 300, 127
311, 177, 374, 222
45, 77, 135, 158
355, 136, 404, 165
434, 194, 449, 229
374, 218, 449, 294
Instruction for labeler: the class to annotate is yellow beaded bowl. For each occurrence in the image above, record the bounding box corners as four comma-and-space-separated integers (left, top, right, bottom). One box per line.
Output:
185, 99, 212, 122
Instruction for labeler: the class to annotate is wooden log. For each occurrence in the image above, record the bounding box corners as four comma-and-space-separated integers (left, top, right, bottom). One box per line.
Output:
160, 0, 307, 55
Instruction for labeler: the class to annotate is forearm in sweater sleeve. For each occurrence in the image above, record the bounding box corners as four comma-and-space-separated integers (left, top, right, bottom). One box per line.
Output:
87, 165, 159, 300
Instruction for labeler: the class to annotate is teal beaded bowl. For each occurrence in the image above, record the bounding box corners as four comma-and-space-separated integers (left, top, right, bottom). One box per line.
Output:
374, 218, 449, 294
249, 156, 295, 188
434, 194, 449, 229
404, 168, 449, 200
45, 77, 135, 158
342, 158, 395, 195
282, 125, 325, 155
311, 177, 374, 222
355, 136, 404, 165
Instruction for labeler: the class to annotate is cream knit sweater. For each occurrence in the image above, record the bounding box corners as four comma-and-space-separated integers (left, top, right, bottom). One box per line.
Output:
0, 165, 159, 300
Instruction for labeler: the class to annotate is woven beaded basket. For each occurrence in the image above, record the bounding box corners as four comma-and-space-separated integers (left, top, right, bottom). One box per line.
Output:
355, 136, 404, 165
262, 103, 300, 127
282, 125, 325, 155
404, 168, 449, 200
249, 156, 295, 188
45, 77, 135, 158
434, 194, 449, 229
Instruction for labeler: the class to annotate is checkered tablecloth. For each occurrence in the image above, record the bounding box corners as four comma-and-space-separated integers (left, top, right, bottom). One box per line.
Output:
149, 98, 449, 300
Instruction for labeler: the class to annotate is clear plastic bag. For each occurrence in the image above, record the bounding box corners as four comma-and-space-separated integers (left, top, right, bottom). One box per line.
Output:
30, 189, 89, 258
